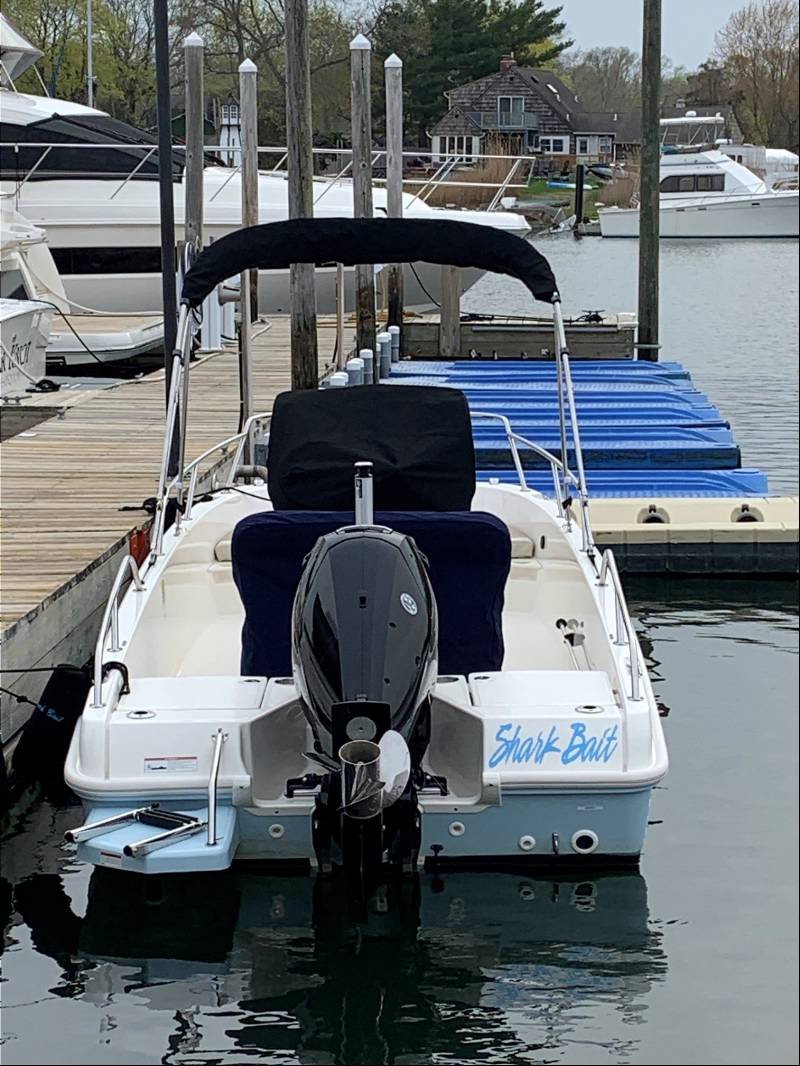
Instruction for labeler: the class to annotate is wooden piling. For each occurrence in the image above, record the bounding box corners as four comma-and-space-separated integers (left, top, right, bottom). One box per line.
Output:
440, 266, 461, 358
384, 53, 404, 337
350, 33, 376, 358
285, 0, 318, 389
183, 33, 204, 250
637, 0, 661, 362
239, 58, 259, 322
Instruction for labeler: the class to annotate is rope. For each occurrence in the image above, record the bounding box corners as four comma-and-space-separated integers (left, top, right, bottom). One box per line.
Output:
0, 684, 37, 707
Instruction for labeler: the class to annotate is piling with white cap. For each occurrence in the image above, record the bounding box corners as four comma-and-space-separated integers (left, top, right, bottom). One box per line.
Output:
377, 331, 392, 379
346, 357, 364, 385
360, 347, 375, 384
388, 324, 401, 363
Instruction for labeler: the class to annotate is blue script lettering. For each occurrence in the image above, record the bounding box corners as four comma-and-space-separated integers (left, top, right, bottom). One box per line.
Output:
488, 723, 561, 768
560, 722, 619, 765
488, 721, 619, 768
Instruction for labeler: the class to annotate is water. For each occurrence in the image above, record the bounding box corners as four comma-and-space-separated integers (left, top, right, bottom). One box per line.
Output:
2, 241, 798, 1065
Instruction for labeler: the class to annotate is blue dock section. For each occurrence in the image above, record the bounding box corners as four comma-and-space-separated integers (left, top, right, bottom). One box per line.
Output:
387, 359, 769, 497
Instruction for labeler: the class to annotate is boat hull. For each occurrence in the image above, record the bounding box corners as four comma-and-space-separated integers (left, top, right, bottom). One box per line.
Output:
599, 191, 799, 238
0, 298, 51, 397
74, 786, 653, 875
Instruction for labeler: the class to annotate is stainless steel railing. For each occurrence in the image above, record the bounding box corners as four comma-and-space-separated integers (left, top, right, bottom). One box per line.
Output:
596, 548, 642, 702
92, 552, 145, 707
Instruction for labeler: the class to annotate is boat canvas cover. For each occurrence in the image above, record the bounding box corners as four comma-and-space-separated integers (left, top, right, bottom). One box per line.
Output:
180, 218, 558, 307
267, 385, 475, 512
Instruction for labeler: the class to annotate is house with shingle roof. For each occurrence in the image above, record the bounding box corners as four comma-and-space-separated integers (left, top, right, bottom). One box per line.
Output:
430, 56, 640, 165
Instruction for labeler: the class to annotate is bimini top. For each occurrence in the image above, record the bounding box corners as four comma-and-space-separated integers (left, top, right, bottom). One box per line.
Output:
180, 217, 558, 308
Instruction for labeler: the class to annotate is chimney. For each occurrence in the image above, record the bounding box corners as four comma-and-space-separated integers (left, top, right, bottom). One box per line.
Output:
500, 54, 516, 72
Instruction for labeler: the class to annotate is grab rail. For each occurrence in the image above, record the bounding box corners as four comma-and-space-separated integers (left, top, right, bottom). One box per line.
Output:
92, 553, 145, 707
207, 728, 227, 845
596, 549, 642, 701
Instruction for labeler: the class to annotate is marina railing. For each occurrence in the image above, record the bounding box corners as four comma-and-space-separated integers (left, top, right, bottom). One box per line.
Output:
2, 142, 539, 210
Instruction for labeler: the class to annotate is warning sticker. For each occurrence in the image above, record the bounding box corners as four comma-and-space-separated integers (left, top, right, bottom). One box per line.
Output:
98, 850, 123, 868
144, 756, 199, 774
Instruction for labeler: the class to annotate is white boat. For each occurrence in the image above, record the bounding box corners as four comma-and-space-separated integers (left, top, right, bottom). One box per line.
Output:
64, 218, 668, 890
0, 198, 164, 367
0, 22, 530, 315
0, 296, 51, 397
598, 149, 799, 238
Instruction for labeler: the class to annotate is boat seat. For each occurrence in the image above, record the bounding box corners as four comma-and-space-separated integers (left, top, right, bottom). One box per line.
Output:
231, 510, 511, 679
218, 527, 532, 563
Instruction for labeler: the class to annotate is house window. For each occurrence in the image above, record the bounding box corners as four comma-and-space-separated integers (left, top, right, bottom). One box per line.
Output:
539, 136, 567, 154
598, 137, 612, 153
578, 137, 589, 155
526, 130, 539, 151
497, 96, 524, 128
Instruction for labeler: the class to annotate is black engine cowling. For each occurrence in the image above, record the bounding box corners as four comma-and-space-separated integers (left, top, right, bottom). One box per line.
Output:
291, 524, 438, 755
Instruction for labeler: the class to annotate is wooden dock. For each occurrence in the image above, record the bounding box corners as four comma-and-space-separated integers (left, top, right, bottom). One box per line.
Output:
0, 316, 337, 739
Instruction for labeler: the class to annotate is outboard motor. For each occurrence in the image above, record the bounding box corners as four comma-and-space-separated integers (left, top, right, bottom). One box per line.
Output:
291, 463, 438, 896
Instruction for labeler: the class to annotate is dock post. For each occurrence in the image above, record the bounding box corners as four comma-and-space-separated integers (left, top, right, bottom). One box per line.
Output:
183, 33, 204, 251
285, 0, 318, 389
440, 265, 461, 358
637, 0, 661, 362
238, 59, 258, 428
384, 53, 404, 344
239, 58, 259, 323
350, 34, 376, 360
154, 0, 177, 405
573, 162, 585, 227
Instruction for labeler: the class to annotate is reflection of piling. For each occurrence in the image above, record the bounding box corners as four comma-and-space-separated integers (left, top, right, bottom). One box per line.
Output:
637, 0, 661, 362
285, 0, 318, 389
350, 34, 376, 359
183, 33, 204, 250
384, 53, 404, 342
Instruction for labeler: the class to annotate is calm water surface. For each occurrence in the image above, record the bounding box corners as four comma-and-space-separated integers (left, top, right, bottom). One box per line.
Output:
2, 241, 798, 1065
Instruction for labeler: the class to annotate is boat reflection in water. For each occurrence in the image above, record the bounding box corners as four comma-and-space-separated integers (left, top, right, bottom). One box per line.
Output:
9, 865, 668, 1063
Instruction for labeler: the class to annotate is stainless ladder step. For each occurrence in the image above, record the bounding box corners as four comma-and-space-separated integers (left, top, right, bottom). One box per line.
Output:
66, 805, 207, 858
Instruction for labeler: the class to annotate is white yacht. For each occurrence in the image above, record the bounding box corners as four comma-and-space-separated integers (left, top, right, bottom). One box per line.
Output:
0, 44, 530, 314
64, 218, 667, 891
598, 149, 799, 238
0, 198, 163, 366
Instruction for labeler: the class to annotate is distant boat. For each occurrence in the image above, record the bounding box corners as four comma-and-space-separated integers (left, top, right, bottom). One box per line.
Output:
598, 149, 799, 238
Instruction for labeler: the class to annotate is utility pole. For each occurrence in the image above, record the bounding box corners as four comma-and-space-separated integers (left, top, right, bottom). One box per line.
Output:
637, 0, 661, 361
285, 0, 318, 389
350, 34, 376, 358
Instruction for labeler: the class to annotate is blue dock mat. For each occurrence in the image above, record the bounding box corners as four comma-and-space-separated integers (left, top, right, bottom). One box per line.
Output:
471, 410, 729, 429
474, 438, 741, 469
391, 360, 692, 383
471, 420, 733, 443
386, 378, 709, 400
476, 468, 770, 496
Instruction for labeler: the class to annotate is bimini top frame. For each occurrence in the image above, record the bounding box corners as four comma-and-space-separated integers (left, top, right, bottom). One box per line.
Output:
158, 217, 593, 555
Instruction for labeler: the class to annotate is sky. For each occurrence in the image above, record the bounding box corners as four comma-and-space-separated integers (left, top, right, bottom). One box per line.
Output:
556, 0, 753, 70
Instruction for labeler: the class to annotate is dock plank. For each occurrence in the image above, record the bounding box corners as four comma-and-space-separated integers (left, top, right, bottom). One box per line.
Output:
0, 317, 336, 629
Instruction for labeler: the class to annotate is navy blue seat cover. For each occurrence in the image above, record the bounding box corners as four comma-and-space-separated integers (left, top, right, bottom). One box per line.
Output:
232, 511, 512, 678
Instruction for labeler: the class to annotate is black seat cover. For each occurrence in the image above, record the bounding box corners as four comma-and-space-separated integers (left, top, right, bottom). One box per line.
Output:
267, 386, 475, 512
232, 511, 511, 678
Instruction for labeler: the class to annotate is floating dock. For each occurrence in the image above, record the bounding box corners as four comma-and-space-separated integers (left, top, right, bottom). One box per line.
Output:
1, 317, 797, 745
386, 357, 798, 573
